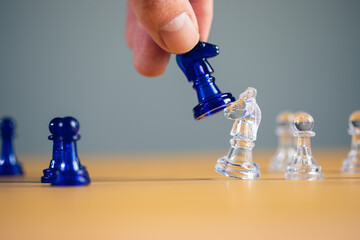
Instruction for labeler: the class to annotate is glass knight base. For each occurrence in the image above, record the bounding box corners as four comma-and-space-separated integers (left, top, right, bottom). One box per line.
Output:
285, 164, 324, 180
215, 157, 260, 180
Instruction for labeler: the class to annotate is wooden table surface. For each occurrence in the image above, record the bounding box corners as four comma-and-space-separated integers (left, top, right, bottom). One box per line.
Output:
0, 149, 359, 240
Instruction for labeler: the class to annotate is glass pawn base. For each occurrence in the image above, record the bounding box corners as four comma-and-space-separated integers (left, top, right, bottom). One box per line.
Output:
269, 149, 294, 172
341, 158, 360, 174
285, 165, 324, 180
215, 157, 260, 180
269, 154, 287, 173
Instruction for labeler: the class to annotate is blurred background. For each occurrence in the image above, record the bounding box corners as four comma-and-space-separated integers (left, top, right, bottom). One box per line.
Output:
0, 0, 359, 154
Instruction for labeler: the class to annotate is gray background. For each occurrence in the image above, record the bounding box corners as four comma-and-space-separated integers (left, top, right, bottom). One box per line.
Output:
0, 0, 359, 154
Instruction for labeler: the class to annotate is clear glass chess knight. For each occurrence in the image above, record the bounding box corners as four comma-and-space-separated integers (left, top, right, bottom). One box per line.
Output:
269, 111, 296, 172
341, 111, 360, 173
285, 112, 324, 180
215, 87, 261, 179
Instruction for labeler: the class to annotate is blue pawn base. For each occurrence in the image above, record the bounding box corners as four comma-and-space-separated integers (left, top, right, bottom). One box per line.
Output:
41, 168, 56, 183
193, 93, 235, 120
51, 168, 90, 186
0, 163, 23, 176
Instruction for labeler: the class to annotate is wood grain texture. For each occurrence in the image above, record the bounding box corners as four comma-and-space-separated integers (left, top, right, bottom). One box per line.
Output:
0, 149, 359, 240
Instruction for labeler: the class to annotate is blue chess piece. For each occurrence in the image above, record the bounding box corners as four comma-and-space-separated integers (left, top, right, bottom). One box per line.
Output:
50, 117, 90, 186
41, 117, 64, 183
176, 41, 235, 120
0, 117, 23, 176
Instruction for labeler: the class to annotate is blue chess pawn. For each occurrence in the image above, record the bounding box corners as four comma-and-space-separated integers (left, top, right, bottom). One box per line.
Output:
51, 117, 90, 186
176, 41, 235, 120
0, 117, 23, 176
41, 117, 64, 183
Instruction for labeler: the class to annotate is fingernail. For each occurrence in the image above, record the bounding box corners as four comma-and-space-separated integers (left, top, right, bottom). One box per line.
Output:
159, 12, 199, 53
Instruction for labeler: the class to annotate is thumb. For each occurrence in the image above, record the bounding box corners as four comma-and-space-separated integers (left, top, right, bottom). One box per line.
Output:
128, 0, 200, 54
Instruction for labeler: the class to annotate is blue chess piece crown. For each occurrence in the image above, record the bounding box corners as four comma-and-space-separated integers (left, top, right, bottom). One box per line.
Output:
41, 117, 90, 186
0, 117, 23, 176
176, 41, 235, 120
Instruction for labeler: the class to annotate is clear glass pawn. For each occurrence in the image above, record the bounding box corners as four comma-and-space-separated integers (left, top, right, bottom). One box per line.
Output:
284, 112, 324, 180
269, 111, 296, 172
341, 111, 360, 173
215, 87, 261, 179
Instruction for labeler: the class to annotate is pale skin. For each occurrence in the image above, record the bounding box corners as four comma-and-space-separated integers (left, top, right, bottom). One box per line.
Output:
126, 0, 213, 77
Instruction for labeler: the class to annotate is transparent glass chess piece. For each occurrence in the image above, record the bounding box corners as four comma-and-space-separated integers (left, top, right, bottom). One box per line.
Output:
284, 112, 324, 180
215, 87, 261, 179
269, 111, 296, 172
341, 111, 360, 173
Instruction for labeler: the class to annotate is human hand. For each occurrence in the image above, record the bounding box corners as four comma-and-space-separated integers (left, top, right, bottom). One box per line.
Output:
126, 0, 213, 77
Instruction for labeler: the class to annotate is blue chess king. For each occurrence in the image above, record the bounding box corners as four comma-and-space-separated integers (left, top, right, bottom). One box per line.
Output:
177, 41, 235, 120
41, 116, 90, 186
0, 117, 23, 176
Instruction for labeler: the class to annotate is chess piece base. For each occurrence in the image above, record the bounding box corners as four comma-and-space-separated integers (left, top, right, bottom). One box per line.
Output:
41, 168, 56, 183
269, 148, 295, 173
193, 93, 235, 120
51, 168, 90, 186
215, 157, 260, 180
269, 151, 287, 173
285, 164, 324, 180
341, 157, 360, 174
0, 163, 23, 176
